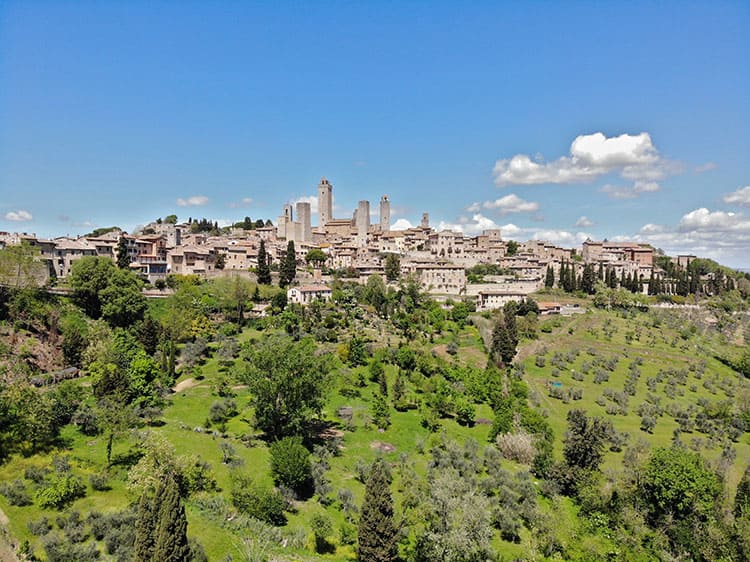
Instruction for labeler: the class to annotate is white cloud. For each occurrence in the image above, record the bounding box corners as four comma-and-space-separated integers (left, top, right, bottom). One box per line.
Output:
476, 194, 540, 215
575, 216, 594, 227
438, 213, 501, 236
291, 196, 319, 214
493, 132, 678, 197
695, 162, 717, 173
600, 180, 660, 199
176, 195, 209, 207
628, 208, 750, 267
531, 230, 591, 245
499, 223, 523, 238
228, 197, 254, 209
723, 186, 750, 207
4, 210, 33, 222
678, 208, 750, 232
391, 218, 414, 231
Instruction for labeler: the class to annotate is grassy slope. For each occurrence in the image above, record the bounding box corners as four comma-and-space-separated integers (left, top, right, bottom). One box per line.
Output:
1, 304, 748, 561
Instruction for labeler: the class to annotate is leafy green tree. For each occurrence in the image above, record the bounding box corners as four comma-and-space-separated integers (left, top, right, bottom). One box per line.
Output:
152, 474, 191, 562
241, 336, 335, 439
69, 256, 116, 318
506, 240, 518, 256
256, 239, 272, 285
384, 253, 401, 282
358, 458, 399, 562
372, 394, 391, 430
305, 249, 327, 267
279, 240, 297, 287
641, 446, 721, 522
164, 214, 178, 224
116, 236, 130, 269
101, 268, 147, 328
270, 436, 312, 495
348, 336, 368, 367
563, 409, 611, 472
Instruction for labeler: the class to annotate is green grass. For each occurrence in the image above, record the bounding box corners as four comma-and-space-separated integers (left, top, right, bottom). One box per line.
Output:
2, 306, 748, 561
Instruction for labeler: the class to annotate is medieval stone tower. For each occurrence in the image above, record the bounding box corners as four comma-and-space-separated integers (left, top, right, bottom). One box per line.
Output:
317, 177, 333, 227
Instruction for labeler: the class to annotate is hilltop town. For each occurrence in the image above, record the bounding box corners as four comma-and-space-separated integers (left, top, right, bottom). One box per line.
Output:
2, 177, 726, 311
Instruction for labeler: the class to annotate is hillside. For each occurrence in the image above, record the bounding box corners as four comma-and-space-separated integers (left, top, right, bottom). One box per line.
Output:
1, 275, 749, 561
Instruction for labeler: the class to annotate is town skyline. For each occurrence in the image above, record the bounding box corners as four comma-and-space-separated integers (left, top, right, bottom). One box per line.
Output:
1, 2, 749, 267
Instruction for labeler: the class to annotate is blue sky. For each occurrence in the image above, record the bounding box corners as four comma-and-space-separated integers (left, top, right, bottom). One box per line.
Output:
1, 1, 749, 266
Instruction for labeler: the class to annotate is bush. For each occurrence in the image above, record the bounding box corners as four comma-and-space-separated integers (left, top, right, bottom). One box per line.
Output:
495, 432, 537, 465
35, 475, 87, 510
269, 436, 312, 495
231, 473, 287, 526
89, 472, 110, 491
209, 398, 238, 424
42, 532, 100, 562
0, 479, 32, 506
28, 517, 53, 536
24, 465, 51, 485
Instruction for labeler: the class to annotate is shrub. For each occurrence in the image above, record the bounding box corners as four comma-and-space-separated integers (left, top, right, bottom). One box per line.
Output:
35, 474, 87, 510
89, 472, 110, 491
24, 465, 51, 485
269, 436, 312, 495
28, 517, 52, 536
0, 479, 32, 506
231, 473, 286, 526
495, 432, 537, 465
209, 398, 238, 424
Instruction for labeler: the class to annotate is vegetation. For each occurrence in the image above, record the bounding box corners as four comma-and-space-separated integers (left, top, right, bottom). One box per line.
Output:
0, 243, 749, 561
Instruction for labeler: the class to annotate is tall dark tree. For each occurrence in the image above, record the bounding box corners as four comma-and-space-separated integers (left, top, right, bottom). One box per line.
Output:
135, 491, 158, 562
491, 319, 515, 367
152, 474, 191, 562
116, 236, 130, 269
563, 409, 611, 472
581, 264, 596, 294
544, 265, 555, 288
503, 301, 518, 348
358, 458, 399, 562
736, 464, 750, 518
279, 240, 297, 288
256, 239, 272, 285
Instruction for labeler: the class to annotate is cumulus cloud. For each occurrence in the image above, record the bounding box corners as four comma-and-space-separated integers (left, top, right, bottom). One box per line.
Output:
391, 218, 414, 231
469, 194, 540, 215
438, 213, 502, 236
723, 186, 750, 207
176, 195, 209, 207
493, 132, 679, 198
531, 230, 592, 245
629, 207, 750, 267
600, 180, 660, 199
575, 216, 594, 227
291, 195, 319, 214
228, 197, 254, 209
4, 210, 33, 222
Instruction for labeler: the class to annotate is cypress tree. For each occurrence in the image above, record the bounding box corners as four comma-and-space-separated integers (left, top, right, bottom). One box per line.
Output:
153, 474, 191, 562
559, 261, 566, 289
597, 262, 604, 281
279, 240, 297, 287
358, 458, 399, 562
135, 491, 158, 562
503, 301, 518, 348
116, 236, 130, 269
257, 239, 272, 285
491, 319, 515, 367
544, 265, 554, 288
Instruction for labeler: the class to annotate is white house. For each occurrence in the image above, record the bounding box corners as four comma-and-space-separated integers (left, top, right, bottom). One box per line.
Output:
287, 284, 333, 305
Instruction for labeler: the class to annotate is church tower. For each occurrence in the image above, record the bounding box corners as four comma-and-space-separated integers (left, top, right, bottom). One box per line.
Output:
380, 195, 390, 232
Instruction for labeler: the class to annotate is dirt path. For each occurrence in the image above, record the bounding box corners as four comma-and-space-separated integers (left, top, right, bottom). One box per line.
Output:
172, 377, 198, 392
0, 506, 20, 562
